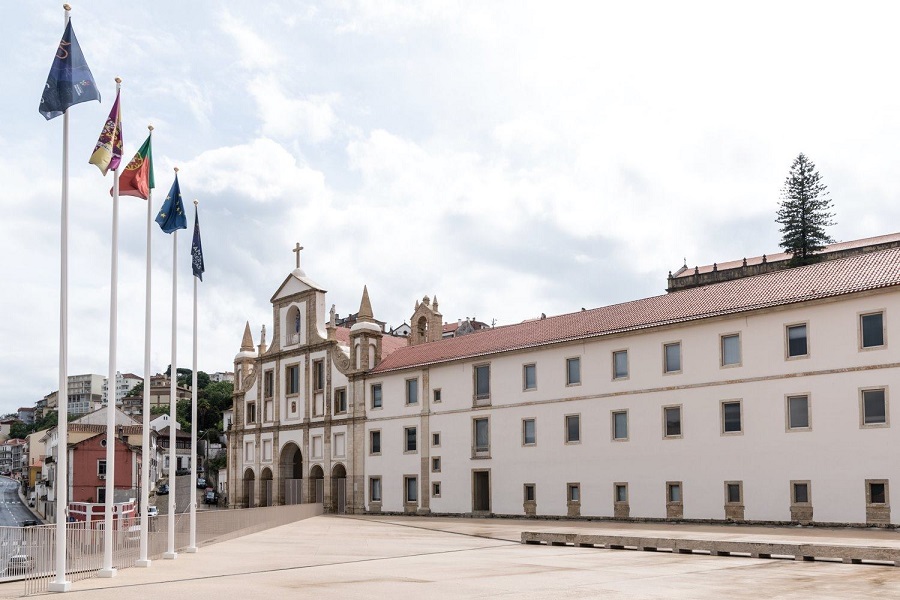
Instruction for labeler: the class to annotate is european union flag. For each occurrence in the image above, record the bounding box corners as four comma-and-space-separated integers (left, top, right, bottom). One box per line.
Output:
39, 20, 100, 120
155, 175, 187, 234
191, 208, 205, 281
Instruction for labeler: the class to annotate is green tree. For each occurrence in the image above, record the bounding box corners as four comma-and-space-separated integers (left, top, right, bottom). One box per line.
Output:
9, 421, 29, 440
125, 381, 143, 398
775, 153, 835, 266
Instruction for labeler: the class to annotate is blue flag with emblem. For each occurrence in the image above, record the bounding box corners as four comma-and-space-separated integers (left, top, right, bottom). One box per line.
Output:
39, 20, 101, 120
155, 174, 187, 233
191, 207, 205, 281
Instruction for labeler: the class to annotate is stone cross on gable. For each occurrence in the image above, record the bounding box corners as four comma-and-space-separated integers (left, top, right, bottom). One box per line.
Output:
293, 243, 304, 269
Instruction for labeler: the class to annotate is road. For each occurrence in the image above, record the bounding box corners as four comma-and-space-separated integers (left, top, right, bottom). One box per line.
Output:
155, 475, 209, 515
0, 478, 35, 527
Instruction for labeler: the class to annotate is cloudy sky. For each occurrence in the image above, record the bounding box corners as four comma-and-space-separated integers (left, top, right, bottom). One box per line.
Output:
1, 1, 898, 413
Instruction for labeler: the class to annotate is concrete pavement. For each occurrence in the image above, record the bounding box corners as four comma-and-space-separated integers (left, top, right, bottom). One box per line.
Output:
5, 515, 900, 598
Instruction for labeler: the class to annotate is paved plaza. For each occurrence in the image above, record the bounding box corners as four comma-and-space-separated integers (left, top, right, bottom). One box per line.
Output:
5, 516, 900, 598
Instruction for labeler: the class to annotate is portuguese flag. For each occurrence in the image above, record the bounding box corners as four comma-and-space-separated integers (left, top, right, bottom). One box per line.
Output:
116, 134, 154, 200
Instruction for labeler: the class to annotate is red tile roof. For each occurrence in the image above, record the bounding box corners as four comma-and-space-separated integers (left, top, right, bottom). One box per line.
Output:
674, 232, 900, 278
372, 246, 900, 374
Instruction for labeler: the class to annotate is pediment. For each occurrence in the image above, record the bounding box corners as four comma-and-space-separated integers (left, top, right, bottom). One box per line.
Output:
270, 269, 327, 303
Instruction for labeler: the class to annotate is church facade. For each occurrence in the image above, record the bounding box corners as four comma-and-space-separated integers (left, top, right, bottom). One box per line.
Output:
229, 239, 900, 526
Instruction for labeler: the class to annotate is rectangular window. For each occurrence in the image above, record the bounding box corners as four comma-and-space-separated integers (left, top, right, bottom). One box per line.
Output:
792, 481, 810, 504
474, 364, 491, 401
369, 430, 381, 455
868, 480, 888, 505
567, 483, 580, 503
664, 405, 682, 438
524, 483, 536, 502
334, 388, 347, 414
333, 432, 346, 458
431, 457, 441, 473
405, 476, 418, 503
432, 432, 441, 447
721, 334, 741, 366
97, 460, 107, 476
312, 360, 324, 392
432, 482, 441, 498
522, 418, 536, 446
371, 383, 382, 409
246, 402, 256, 424
861, 388, 888, 426
286, 365, 299, 395
787, 324, 808, 358
565, 414, 581, 443
726, 481, 743, 504
264, 370, 274, 398
369, 477, 382, 502
405, 426, 417, 453
722, 400, 742, 433
433, 389, 442, 403
787, 395, 810, 430
861, 312, 885, 348
566, 357, 581, 386
613, 350, 628, 379
523, 363, 537, 390
244, 442, 253, 461
406, 378, 418, 405
612, 410, 628, 441
664, 342, 682, 373
614, 483, 628, 503
474, 418, 490, 455
312, 436, 323, 459
667, 482, 682, 503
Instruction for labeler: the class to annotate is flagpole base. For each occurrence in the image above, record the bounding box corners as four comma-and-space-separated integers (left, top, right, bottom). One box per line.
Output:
135, 559, 152, 568
163, 552, 177, 560
185, 546, 198, 553
97, 567, 116, 578
48, 581, 71, 593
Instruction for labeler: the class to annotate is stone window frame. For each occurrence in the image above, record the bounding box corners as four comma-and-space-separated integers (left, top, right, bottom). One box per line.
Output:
866, 479, 889, 506
724, 480, 743, 505
859, 309, 887, 351
432, 481, 441, 498
432, 432, 441, 447
785, 321, 810, 360
311, 435, 323, 460
663, 404, 683, 439
720, 332, 742, 368
369, 429, 382, 456
334, 387, 348, 415
565, 356, 582, 387
667, 480, 683, 504
522, 418, 537, 447
524, 483, 536, 503
285, 363, 300, 397
523, 362, 538, 391
431, 456, 441, 473
614, 482, 628, 504
433, 388, 442, 403
564, 413, 581, 445
332, 432, 346, 458
612, 349, 629, 381
244, 441, 254, 462
611, 409, 629, 442
720, 399, 744, 436
472, 416, 491, 459
785, 393, 812, 432
246, 401, 257, 425
369, 476, 382, 503
405, 377, 419, 406
567, 482, 580, 503
663, 341, 682, 374
791, 480, 812, 505
404, 426, 418, 454
404, 475, 418, 504
473, 363, 491, 405
371, 383, 383, 410
859, 386, 890, 428
312, 359, 325, 392
263, 369, 274, 399
97, 459, 107, 477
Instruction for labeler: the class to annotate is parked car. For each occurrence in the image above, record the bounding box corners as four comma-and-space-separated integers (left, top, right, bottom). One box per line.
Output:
147, 506, 159, 517
176, 468, 190, 476
196, 477, 207, 489
203, 490, 218, 505
6, 555, 34, 575
22, 520, 39, 527
157, 484, 169, 495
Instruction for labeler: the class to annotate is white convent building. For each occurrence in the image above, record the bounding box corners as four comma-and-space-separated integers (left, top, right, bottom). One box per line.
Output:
228, 234, 900, 526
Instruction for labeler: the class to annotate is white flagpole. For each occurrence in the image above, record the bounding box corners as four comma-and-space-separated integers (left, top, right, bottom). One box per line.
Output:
187, 200, 199, 553
164, 167, 179, 560
99, 77, 122, 579
137, 125, 154, 568
49, 4, 73, 593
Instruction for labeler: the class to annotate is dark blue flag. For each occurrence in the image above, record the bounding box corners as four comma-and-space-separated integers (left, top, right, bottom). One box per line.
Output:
39, 20, 101, 120
155, 175, 187, 233
191, 208, 205, 281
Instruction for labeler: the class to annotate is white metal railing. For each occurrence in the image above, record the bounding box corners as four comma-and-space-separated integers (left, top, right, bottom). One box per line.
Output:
19, 503, 322, 595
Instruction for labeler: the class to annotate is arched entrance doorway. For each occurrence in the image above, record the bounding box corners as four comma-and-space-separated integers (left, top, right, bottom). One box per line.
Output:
242, 468, 255, 508
279, 443, 303, 504
331, 464, 347, 514
309, 465, 324, 505
260, 468, 273, 507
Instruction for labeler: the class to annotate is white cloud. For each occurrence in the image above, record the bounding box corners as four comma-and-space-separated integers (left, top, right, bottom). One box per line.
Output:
218, 11, 281, 70
250, 76, 339, 143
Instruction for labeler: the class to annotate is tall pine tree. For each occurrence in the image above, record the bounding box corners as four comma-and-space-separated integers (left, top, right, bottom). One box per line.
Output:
776, 153, 835, 266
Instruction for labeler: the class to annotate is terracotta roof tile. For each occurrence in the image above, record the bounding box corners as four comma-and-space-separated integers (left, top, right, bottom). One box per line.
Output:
373, 246, 900, 374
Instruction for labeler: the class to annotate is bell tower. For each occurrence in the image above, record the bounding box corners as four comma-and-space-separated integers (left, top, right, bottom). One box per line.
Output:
409, 295, 443, 346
